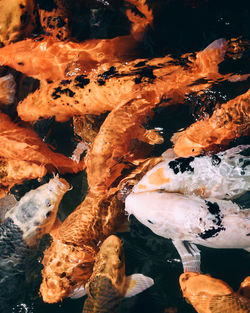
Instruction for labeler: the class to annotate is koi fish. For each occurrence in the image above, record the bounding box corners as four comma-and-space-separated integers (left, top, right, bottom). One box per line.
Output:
39, 7, 70, 41
132, 145, 250, 199
0, 74, 16, 106
179, 272, 250, 313
0, 111, 83, 174
0, 176, 69, 310
0, 0, 153, 81
0, 0, 36, 45
17, 38, 231, 122
76, 235, 154, 313
172, 88, 250, 157
40, 190, 125, 303
125, 192, 250, 271
0, 157, 47, 198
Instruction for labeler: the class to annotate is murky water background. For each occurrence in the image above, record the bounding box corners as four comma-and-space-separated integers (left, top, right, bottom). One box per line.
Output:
4, 0, 250, 312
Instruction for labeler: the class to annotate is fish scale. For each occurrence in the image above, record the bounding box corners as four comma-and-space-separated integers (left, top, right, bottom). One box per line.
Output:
209, 294, 250, 313
83, 276, 121, 313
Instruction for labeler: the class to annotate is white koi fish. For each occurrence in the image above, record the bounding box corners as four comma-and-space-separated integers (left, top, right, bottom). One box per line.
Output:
125, 191, 250, 272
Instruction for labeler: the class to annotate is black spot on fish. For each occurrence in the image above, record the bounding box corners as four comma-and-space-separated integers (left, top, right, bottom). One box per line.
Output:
198, 200, 226, 240
134, 68, 156, 84
51, 87, 75, 99
134, 61, 147, 67
246, 233, 250, 236
74, 75, 90, 88
18, 62, 24, 66
198, 225, 225, 239
19, 4, 25, 9
211, 154, 221, 166
20, 12, 28, 25
205, 200, 220, 216
56, 16, 66, 28
240, 147, 250, 157
148, 219, 154, 224
168, 157, 194, 174
60, 79, 71, 86
99, 66, 117, 80
97, 78, 106, 86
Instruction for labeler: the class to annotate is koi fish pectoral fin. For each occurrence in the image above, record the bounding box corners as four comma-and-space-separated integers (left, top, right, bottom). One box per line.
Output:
69, 284, 87, 299
172, 239, 201, 273
124, 273, 154, 298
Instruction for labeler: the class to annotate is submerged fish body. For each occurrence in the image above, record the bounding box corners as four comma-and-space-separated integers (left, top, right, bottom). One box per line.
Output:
133, 145, 250, 199
179, 272, 250, 313
81, 235, 154, 313
0, 176, 69, 309
125, 192, 250, 250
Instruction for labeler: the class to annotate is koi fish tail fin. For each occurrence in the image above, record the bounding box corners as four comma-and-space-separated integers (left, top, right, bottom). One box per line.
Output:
195, 38, 228, 74
125, 0, 153, 41
124, 273, 154, 297
0, 74, 16, 106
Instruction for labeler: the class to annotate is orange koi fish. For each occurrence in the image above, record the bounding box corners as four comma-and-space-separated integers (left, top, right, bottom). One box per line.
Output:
39, 7, 70, 41
172, 88, 250, 157
17, 38, 230, 123
40, 190, 125, 303
0, 0, 153, 81
0, 157, 47, 197
0, 0, 36, 46
180, 272, 250, 313
0, 111, 83, 176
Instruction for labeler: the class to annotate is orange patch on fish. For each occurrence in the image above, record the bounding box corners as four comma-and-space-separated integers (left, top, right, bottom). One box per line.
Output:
137, 184, 148, 190
148, 168, 170, 186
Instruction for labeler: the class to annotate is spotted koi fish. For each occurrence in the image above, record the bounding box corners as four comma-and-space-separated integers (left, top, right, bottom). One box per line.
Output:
0, 176, 69, 310
125, 192, 250, 272
17, 38, 231, 122
132, 145, 250, 200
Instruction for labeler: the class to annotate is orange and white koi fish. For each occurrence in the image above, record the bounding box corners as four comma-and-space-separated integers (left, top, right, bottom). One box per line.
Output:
132, 145, 250, 199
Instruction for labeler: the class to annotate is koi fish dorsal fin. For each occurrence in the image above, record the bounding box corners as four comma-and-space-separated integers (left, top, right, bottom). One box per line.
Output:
124, 273, 154, 298
195, 38, 227, 73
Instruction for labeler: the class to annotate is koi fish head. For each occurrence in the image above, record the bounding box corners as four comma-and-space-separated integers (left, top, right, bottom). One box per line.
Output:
92, 235, 126, 292
6, 176, 70, 245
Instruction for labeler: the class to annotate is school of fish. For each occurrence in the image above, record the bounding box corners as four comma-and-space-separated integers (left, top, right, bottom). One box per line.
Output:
0, 0, 249, 312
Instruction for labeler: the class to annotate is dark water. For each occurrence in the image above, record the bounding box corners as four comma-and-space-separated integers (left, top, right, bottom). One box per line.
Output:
2, 0, 250, 312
